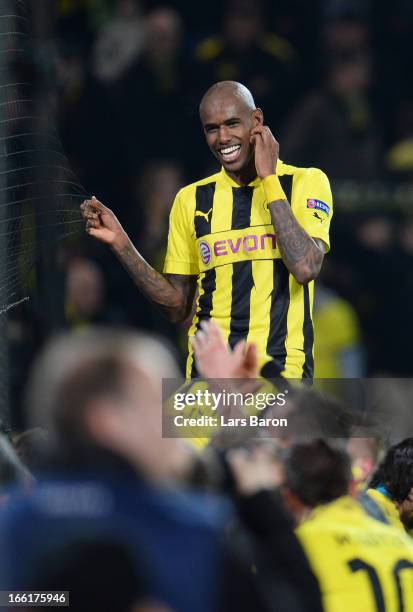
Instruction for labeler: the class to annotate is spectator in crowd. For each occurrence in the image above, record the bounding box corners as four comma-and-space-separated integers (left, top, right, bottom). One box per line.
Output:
64, 257, 128, 329
281, 439, 413, 612
55, 40, 122, 199
132, 162, 185, 269
92, 0, 146, 84
313, 282, 364, 378
282, 16, 382, 179
128, 161, 188, 355
24, 328, 191, 480
193, 0, 297, 136
179, 412, 324, 610
224, 444, 324, 612
388, 215, 413, 376
350, 215, 401, 374
367, 438, 413, 534
115, 7, 191, 165
323, 4, 371, 60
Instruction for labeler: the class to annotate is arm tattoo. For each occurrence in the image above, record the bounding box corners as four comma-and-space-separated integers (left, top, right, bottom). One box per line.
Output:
269, 200, 324, 283
113, 238, 196, 322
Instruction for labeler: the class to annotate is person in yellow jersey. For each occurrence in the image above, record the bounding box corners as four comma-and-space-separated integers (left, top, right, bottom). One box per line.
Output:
313, 283, 364, 378
366, 438, 413, 535
281, 439, 413, 612
81, 80, 333, 380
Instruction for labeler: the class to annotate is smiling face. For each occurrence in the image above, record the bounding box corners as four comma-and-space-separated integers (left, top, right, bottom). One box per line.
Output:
200, 90, 262, 176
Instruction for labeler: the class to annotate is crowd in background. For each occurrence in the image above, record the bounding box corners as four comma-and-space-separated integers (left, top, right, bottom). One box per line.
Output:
3, 0, 413, 427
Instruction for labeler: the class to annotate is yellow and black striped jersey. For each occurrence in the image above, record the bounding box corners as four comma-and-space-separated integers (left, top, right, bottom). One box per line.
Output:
164, 161, 333, 379
297, 496, 413, 612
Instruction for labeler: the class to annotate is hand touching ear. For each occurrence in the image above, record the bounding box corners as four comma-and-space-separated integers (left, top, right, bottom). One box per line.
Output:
250, 126, 279, 179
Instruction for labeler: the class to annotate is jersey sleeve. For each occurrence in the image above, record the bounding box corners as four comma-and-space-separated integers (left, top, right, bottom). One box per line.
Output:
291, 168, 333, 252
163, 189, 199, 275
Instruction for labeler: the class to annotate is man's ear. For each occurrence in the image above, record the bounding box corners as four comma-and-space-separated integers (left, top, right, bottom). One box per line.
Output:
251, 108, 264, 127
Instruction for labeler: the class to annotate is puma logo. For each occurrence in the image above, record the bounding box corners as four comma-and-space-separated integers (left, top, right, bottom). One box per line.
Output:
195, 208, 213, 223
313, 212, 324, 222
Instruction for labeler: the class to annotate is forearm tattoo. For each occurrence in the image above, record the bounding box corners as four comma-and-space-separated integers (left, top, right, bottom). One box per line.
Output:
269, 200, 323, 282
114, 239, 194, 321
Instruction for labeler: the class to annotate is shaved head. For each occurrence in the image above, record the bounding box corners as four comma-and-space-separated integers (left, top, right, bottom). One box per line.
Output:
199, 80, 263, 179
199, 81, 256, 117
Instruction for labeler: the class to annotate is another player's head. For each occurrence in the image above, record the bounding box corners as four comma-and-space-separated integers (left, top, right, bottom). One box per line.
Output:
199, 81, 263, 176
369, 438, 413, 529
281, 439, 352, 522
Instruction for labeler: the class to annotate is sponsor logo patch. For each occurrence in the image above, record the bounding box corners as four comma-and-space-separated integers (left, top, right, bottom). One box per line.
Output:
199, 240, 212, 265
213, 233, 276, 256
307, 199, 330, 215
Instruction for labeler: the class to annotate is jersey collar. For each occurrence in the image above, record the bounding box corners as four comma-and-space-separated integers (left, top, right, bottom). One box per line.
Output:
220, 160, 286, 188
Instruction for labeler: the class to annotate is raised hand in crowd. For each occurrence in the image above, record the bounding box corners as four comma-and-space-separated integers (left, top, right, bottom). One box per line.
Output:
191, 319, 258, 379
